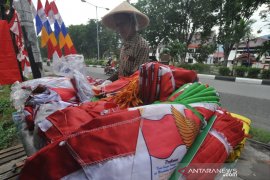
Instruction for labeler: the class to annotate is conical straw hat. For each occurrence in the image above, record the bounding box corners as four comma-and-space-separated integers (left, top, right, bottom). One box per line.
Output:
102, 1, 149, 31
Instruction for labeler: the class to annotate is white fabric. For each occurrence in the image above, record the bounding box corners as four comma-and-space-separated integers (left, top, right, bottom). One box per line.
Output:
209, 129, 232, 155
37, 119, 53, 132
130, 104, 186, 120
61, 127, 187, 180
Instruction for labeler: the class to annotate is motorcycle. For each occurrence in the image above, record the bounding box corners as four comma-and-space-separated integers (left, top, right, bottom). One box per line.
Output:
104, 65, 117, 75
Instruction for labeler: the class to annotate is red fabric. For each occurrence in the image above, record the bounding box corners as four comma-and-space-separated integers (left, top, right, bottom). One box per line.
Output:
0, 20, 22, 85
142, 115, 185, 158
45, 106, 94, 141
64, 44, 77, 55
8, 11, 31, 73
183, 110, 245, 179
20, 109, 141, 179
44, 101, 120, 142
79, 108, 139, 131
68, 116, 140, 165
185, 134, 228, 180
44, 0, 50, 15
49, 1, 59, 15
47, 40, 55, 60
55, 44, 63, 57
50, 87, 77, 102
170, 66, 198, 89
159, 68, 174, 101
102, 71, 139, 93
19, 139, 81, 180
194, 107, 216, 121
212, 112, 244, 147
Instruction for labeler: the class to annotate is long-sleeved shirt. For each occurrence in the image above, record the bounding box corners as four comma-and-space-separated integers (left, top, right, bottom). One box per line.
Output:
108, 33, 149, 81
118, 33, 149, 77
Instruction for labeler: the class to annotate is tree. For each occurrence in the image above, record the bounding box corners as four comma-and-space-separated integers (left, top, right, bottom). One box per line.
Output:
68, 20, 119, 59
192, 44, 216, 63
135, 0, 219, 55
167, 40, 187, 63
258, 4, 270, 34
217, 0, 267, 65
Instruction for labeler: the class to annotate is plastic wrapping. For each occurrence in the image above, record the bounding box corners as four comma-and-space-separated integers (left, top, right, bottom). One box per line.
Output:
10, 77, 74, 111
10, 81, 32, 111
52, 54, 87, 77
73, 70, 95, 102
12, 112, 38, 156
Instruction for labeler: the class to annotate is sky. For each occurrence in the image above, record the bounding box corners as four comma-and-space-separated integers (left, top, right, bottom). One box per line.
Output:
32, 0, 269, 37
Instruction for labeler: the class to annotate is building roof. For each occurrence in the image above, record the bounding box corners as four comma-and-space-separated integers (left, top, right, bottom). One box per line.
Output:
236, 38, 269, 48
213, 52, 224, 58
235, 53, 256, 62
188, 44, 199, 49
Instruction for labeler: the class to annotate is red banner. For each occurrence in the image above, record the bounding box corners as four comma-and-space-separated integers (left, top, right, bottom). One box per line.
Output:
0, 20, 22, 85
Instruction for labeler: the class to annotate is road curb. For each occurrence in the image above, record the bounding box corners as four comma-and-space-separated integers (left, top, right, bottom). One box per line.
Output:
87, 65, 104, 68
198, 74, 270, 86
215, 75, 235, 82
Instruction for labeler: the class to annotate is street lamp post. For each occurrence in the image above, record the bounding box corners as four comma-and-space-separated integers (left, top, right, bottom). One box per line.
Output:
81, 0, 109, 61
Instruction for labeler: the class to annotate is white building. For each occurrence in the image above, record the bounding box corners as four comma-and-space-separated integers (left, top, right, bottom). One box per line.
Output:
227, 36, 270, 69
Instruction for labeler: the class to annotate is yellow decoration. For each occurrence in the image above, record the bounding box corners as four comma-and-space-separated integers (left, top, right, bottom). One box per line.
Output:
226, 113, 251, 162
65, 34, 73, 48
59, 32, 66, 49
49, 33, 58, 47
41, 27, 49, 48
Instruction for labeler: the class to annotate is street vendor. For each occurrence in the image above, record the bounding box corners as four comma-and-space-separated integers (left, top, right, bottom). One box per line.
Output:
102, 1, 150, 81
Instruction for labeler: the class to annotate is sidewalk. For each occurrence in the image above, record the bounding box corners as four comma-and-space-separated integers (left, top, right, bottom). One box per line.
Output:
231, 140, 270, 180
198, 74, 270, 86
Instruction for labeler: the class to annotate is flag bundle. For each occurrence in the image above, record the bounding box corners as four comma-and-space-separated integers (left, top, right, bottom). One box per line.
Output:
8, 10, 31, 77
28, 0, 77, 60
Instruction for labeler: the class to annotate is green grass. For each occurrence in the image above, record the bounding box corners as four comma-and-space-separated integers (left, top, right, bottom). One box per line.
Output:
0, 85, 18, 150
249, 126, 270, 144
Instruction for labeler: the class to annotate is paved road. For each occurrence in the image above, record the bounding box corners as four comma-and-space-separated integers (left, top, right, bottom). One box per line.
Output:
87, 67, 270, 131
199, 77, 270, 131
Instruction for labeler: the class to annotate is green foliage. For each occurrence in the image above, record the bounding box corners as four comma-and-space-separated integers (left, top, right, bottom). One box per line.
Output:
176, 63, 211, 74
160, 48, 170, 55
0, 85, 18, 150
135, 0, 218, 49
261, 69, 270, 79
219, 67, 231, 76
192, 44, 216, 63
67, 20, 119, 59
235, 66, 247, 77
256, 41, 270, 60
192, 63, 211, 74
247, 68, 261, 78
97, 60, 105, 66
217, 0, 263, 64
167, 40, 187, 63
0, 120, 17, 150
250, 127, 270, 143
176, 63, 193, 70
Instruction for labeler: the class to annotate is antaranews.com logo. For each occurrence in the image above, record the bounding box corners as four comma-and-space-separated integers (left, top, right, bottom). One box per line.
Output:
178, 163, 238, 179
